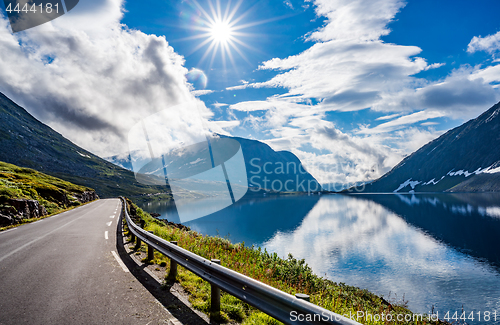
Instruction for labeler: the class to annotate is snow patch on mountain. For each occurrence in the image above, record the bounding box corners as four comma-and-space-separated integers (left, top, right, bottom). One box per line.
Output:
422, 175, 445, 185
485, 107, 500, 123
77, 151, 91, 158
394, 179, 421, 192
447, 167, 487, 177
484, 165, 500, 174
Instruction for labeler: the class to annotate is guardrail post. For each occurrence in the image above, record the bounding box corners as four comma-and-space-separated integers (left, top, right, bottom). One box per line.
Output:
130, 232, 135, 243
147, 231, 154, 261
127, 222, 135, 243
210, 259, 221, 317
295, 293, 310, 302
134, 231, 142, 250
166, 241, 178, 282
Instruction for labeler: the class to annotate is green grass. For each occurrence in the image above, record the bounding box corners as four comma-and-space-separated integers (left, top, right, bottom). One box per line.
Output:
125, 198, 443, 325
0, 160, 97, 230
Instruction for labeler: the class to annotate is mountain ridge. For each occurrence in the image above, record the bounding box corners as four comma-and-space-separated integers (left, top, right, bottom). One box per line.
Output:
0, 92, 169, 198
106, 134, 322, 193
358, 101, 500, 193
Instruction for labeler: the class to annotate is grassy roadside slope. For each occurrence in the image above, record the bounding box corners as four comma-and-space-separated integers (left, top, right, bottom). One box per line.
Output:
124, 198, 444, 325
0, 161, 97, 230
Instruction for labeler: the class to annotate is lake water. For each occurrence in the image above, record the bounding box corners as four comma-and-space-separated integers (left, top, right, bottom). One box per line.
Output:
139, 193, 500, 324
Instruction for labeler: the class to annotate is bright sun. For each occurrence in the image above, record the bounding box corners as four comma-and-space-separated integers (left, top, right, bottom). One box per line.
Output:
210, 20, 233, 44
185, 0, 256, 68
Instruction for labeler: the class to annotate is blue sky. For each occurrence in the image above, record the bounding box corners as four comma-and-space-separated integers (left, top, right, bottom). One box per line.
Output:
1, 0, 499, 188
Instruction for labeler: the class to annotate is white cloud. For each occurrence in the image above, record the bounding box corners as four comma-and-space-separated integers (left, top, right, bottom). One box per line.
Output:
376, 73, 500, 119
467, 31, 500, 55
420, 121, 439, 126
192, 89, 215, 96
212, 120, 240, 130
470, 63, 500, 84
226, 84, 248, 91
230, 100, 274, 111
257, 40, 426, 112
0, 1, 210, 157
212, 102, 228, 108
359, 110, 445, 134
424, 62, 445, 70
375, 113, 401, 121
307, 0, 406, 42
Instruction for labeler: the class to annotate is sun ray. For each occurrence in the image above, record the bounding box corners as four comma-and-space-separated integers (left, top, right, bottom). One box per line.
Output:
184, 0, 280, 71
223, 0, 231, 21
226, 0, 243, 23
226, 39, 252, 66
209, 41, 220, 67
187, 37, 214, 57
199, 41, 218, 66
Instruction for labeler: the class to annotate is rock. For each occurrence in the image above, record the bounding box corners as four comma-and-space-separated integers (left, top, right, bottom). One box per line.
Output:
5, 198, 47, 220
0, 213, 17, 227
150, 213, 161, 218
165, 220, 190, 232
129, 204, 137, 216
73, 191, 99, 203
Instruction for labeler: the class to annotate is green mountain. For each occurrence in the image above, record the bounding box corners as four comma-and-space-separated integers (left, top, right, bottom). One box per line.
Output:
358, 101, 500, 193
0, 92, 169, 198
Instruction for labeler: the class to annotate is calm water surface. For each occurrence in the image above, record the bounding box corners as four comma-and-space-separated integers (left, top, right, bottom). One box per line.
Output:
139, 193, 500, 324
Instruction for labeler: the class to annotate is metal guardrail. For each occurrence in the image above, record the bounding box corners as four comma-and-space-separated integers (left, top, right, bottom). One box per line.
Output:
119, 197, 361, 325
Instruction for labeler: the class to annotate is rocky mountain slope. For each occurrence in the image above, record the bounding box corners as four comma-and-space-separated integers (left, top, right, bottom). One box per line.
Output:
0, 92, 169, 198
229, 136, 322, 193
360, 101, 500, 193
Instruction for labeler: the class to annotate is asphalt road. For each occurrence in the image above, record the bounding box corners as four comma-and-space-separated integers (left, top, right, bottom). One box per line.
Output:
0, 199, 176, 325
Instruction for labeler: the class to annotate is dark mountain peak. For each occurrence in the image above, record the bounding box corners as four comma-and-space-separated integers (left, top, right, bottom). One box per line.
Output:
360, 101, 500, 193
107, 133, 322, 193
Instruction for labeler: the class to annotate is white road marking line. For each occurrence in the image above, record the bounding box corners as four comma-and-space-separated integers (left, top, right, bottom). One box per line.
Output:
110, 215, 115, 218
111, 251, 129, 272
0, 228, 18, 235
105, 231, 108, 240
106, 221, 112, 226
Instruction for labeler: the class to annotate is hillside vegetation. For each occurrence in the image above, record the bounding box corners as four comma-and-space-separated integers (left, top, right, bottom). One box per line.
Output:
0, 161, 97, 229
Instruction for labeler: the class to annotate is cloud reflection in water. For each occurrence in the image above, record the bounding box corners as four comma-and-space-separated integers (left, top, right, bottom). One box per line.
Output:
262, 195, 500, 319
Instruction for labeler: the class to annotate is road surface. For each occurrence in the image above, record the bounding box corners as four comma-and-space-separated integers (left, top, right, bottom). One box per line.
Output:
0, 199, 178, 325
